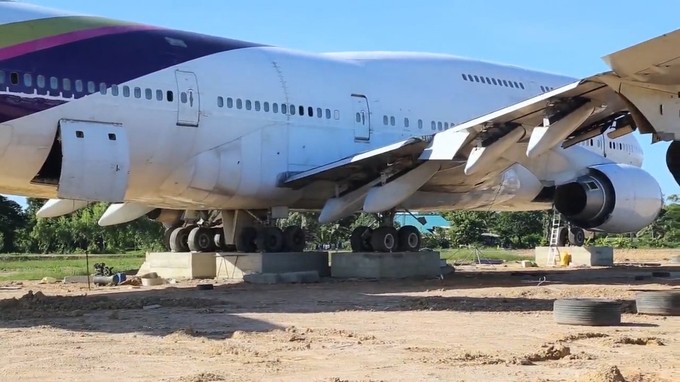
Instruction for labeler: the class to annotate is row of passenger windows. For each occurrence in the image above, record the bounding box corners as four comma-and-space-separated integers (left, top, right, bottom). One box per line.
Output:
579, 138, 636, 153
217, 96, 339, 120
461, 73, 525, 89
381, 114, 455, 131
0, 70, 185, 103
540, 85, 555, 93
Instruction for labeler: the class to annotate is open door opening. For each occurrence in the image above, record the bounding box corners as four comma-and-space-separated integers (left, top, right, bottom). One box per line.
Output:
32, 129, 63, 186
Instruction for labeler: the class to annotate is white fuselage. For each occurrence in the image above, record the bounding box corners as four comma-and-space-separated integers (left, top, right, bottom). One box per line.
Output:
0, 3, 643, 214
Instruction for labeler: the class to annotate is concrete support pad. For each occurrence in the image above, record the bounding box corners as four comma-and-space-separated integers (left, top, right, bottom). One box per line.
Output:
216, 252, 330, 280
137, 252, 217, 280
331, 251, 441, 279
535, 246, 614, 267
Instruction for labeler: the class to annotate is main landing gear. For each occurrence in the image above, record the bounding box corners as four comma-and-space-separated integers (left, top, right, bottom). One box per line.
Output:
234, 225, 306, 253
350, 210, 422, 253
556, 225, 586, 247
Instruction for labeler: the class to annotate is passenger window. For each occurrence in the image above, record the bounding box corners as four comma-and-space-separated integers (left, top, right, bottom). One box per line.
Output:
236, 99, 242, 109
24, 73, 32, 87
123, 86, 131, 98
513, 81, 519, 88
75, 80, 83, 93
418, 119, 423, 129
246, 100, 252, 110
308, 106, 313, 117
100, 83, 108, 95
480, 77, 486, 84
134, 87, 142, 99
357, 113, 362, 123
36, 75, 45, 89
383, 115, 388, 125
438, 122, 443, 131
108, 133, 116, 141
299, 105, 304, 116
156, 89, 163, 101
502, 80, 508, 87
473, 75, 479, 82
325, 109, 331, 119
290, 104, 296, 115
50, 77, 58, 90
217, 96, 224, 107
445, 122, 449, 129
508, 81, 514, 88
462, 74, 467, 80
431, 121, 436, 131
491, 78, 497, 85
10, 72, 19, 85
390, 116, 395, 126
0, 70, 4, 85
227, 97, 233, 108
264, 102, 270, 112
282, 104, 287, 114
181, 92, 189, 104
87, 81, 96, 94
145, 88, 152, 100
167, 91, 174, 102
334, 110, 339, 120
111, 85, 119, 96
273, 103, 279, 113
519, 83, 525, 89
317, 107, 322, 118
255, 101, 261, 111
404, 118, 409, 128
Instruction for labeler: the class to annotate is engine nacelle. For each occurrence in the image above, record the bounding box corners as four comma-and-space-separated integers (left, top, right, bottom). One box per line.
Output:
554, 164, 663, 233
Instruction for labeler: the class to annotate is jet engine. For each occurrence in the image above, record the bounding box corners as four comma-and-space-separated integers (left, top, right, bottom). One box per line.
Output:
554, 164, 663, 233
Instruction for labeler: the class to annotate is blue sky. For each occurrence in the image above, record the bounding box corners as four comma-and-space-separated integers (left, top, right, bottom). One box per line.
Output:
7, 0, 679, 206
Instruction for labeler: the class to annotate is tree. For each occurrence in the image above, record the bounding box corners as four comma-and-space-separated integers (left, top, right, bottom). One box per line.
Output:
0, 196, 26, 252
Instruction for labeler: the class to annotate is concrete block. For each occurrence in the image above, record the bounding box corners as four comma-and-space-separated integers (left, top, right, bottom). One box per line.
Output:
216, 252, 329, 280
535, 246, 614, 267
331, 251, 441, 279
138, 252, 217, 280
243, 273, 280, 284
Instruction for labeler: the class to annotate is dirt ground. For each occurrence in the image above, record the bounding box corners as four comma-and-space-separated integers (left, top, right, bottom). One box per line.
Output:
0, 255, 678, 382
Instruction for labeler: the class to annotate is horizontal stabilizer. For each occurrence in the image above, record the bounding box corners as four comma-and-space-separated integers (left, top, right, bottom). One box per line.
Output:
36, 199, 89, 218
98, 202, 155, 226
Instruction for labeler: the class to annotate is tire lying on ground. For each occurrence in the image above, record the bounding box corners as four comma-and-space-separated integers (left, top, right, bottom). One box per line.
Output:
635, 291, 680, 316
553, 299, 622, 326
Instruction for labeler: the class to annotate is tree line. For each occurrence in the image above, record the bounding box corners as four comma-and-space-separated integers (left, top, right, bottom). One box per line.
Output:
0, 196, 677, 254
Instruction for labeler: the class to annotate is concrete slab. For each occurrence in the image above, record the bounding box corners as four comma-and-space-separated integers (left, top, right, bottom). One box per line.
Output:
534, 246, 614, 267
331, 251, 441, 279
216, 252, 330, 280
138, 252, 217, 280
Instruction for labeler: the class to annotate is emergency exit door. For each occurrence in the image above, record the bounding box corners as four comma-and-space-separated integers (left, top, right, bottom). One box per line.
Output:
175, 70, 200, 127
352, 94, 371, 141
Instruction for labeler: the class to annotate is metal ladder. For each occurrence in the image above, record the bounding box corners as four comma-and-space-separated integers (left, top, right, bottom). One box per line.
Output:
547, 209, 562, 266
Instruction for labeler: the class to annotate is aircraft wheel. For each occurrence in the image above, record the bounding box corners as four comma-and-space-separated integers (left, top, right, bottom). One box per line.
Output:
556, 227, 568, 246
256, 227, 284, 253
568, 227, 585, 246
163, 227, 176, 251
371, 226, 398, 253
283, 226, 306, 252
398, 225, 421, 252
169, 226, 192, 252
188, 227, 216, 252
235, 227, 258, 253
213, 228, 227, 251
350, 226, 373, 252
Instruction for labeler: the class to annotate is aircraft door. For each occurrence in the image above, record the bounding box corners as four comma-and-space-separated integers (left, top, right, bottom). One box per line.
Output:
175, 70, 200, 127
352, 94, 371, 141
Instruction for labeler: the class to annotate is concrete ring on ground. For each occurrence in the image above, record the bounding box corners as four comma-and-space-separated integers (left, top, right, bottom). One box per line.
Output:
553, 299, 622, 326
635, 291, 680, 316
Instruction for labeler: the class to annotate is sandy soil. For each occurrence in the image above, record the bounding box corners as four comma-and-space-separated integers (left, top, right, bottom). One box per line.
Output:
0, 261, 678, 381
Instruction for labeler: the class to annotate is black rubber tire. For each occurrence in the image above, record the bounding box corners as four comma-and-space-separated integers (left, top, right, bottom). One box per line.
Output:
283, 226, 306, 252
350, 226, 373, 252
213, 228, 227, 251
163, 228, 175, 251
188, 227, 216, 252
553, 299, 622, 326
398, 225, 421, 252
256, 227, 284, 253
568, 227, 585, 246
556, 227, 568, 247
370, 226, 398, 253
169, 226, 192, 253
235, 227, 258, 253
635, 291, 680, 316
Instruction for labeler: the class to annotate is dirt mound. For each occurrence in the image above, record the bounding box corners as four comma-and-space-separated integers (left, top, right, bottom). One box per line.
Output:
576, 366, 626, 382
0, 290, 224, 320
176, 372, 225, 382
613, 337, 664, 346
509, 344, 572, 365
558, 333, 610, 342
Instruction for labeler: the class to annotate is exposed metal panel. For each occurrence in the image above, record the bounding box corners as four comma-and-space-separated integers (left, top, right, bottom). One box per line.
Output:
57, 119, 130, 202
175, 70, 200, 127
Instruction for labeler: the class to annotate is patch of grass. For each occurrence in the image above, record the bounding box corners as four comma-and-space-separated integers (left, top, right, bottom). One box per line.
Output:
439, 247, 532, 263
0, 255, 145, 281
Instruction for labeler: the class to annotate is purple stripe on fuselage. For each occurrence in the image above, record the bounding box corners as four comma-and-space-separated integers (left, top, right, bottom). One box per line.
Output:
0, 28, 261, 122
0, 25, 159, 61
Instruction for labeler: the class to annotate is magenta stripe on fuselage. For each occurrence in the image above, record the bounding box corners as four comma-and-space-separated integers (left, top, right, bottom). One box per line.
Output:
0, 24, 159, 61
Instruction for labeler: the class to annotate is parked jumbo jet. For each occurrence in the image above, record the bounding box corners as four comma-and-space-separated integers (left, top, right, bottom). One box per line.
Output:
0, 1, 671, 253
